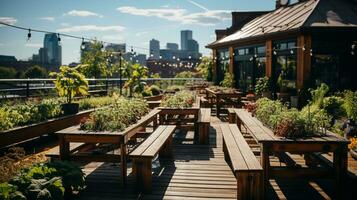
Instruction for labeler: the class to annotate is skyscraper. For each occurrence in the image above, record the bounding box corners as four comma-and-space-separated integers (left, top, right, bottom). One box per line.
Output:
43, 33, 62, 66
167, 43, 179, 50
180, 30, 192, 50
187, 39, 199, 53
150, 39, 160, 59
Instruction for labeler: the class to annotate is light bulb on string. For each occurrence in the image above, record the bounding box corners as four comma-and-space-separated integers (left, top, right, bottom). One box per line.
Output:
310, 49, 313, 56
290, 49, 294, 54
273, 50, 277, 55
81, 38, 86, 50
27, 29, 31, 41
302, 45, 306, 51
131, 46, 134, 54
57, 33, 61, 44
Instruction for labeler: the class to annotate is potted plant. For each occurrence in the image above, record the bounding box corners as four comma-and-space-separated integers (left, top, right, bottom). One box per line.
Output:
255, 76, 271, 99
276, 74, 290, 103
50, 66, 88, 115
343, 90, 357, 139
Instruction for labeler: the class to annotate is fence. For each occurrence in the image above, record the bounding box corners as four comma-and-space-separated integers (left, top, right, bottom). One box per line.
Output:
0, 78, 205, 100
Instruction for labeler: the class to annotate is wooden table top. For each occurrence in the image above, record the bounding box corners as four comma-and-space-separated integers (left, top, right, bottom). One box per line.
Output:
234, 109, 349, 144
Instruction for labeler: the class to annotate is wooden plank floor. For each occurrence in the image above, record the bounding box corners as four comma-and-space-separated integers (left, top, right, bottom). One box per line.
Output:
71, 115, 356, 200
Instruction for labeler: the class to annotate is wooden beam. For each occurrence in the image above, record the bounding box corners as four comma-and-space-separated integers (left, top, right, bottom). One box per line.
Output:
229, 46, 234, 74
265, 40, 272, 78
212, 49, 217, 84
297, 34, 312, 89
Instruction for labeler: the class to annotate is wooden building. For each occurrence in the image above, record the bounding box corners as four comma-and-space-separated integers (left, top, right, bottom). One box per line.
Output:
207, 0, 357, 96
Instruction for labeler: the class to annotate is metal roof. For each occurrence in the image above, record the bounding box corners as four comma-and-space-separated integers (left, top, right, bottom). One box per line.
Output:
208, 0, 357, 48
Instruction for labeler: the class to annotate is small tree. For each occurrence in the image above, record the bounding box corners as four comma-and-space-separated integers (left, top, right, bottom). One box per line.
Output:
197, 56, 212, 81
80, 40, 110, 78
24, 65, 47, 78
255, 76, 270, 95
50, 66, 88, 104
125, 64, 148, 96
220, 72, 235, 88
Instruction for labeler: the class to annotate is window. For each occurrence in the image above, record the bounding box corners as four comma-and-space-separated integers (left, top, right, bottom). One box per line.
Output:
216, 49, 229, 84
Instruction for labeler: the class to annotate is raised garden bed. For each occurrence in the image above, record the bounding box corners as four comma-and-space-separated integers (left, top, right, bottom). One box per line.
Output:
0, 108, 99, 148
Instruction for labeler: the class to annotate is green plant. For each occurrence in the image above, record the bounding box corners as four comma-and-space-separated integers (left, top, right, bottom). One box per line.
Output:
125, 64, 148, 96
80, 95, 149, 132
50, 66, 88, 104
255, 76, 269, 95
309, 83, 329, 108
160, 91, 195, 108
220, 72, 235, 88
75, 96, 113, 110
322, 96, 346, 119
196, 56, 212, 81
0, 182, 26, 200
343, 90, 357, 121
149, 85, 161, 96
24, 65, 47, 78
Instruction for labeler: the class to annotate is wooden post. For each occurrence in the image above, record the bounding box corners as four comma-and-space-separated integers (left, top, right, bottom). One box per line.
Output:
120, 143, 127, 187
297, 34, 312, 89
134, 158, 152, 193
153, 114, 158, 130
212, 49, 217, 84
260, 143, 270, 199
333, 145, 348, 200
229, 46, 234, 74
159, 134, 173, 158
59, 135, 69, 160
265, 40, 272, 78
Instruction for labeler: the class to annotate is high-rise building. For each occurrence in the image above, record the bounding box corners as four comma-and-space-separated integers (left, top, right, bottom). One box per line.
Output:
187, 39, 199, 53
39, 48, 48, 65
150, 39, 160, 59
167, 43, 179, 50
105, 43, 126, 53
43, 33, 62, 66
180, 30, 192, 50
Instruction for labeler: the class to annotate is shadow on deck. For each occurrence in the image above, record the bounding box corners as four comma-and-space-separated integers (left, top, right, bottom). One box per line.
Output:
76, 116, 356, 200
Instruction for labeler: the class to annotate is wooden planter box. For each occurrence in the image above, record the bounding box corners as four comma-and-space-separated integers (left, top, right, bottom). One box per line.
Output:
144, 94, 163, 101
0, 108, 98, 148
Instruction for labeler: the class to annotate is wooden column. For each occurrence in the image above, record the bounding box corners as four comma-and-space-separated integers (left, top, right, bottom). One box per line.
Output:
229, 46, 234, 74
297, 34, 312, 89
265, 40, 273, 78
212, 49, 217, 84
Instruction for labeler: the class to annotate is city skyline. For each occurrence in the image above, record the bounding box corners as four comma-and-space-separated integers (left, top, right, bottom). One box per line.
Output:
0, 0, 279, 65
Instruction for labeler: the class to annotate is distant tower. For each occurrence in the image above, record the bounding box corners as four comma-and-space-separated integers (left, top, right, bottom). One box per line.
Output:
181, 30, 192, 50
166, 43, 179, 50
43, 33, 62, 66
150, 39, 160, 59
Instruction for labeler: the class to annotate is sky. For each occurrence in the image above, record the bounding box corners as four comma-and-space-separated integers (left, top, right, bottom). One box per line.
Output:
0, 0, 278, 65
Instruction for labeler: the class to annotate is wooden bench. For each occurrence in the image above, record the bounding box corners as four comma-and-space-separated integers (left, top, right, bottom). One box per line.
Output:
200, 97, 209, 108
228, 108, 236, 124
129, 125, 176, 193
196, 108, 211, 145
220, 124, 263, 200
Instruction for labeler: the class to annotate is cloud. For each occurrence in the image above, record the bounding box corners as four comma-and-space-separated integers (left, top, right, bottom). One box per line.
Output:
60, 22, 70, 26
135, 31, 148, 37
117, 6, 230, 26
101, 34, 124, 43
25, 43, 42, 48
0, 17, 17, 25
57, 25, 125, 33
64, 10, 103, 18
187, 0, 209, 11
39, 17, 55, 21
0, 43, 4, 46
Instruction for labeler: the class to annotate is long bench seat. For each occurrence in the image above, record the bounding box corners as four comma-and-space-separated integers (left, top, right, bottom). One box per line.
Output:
220, 124, 263, 200
196, 108, 211, 144
129, 125, 176, 193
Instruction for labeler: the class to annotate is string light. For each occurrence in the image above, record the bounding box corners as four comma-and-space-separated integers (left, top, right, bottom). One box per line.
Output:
290, 49, 294, 54
310, 49, 313, 56
57, 33, 61, 44
81, 38, 85, 50
27, 29, 31, 41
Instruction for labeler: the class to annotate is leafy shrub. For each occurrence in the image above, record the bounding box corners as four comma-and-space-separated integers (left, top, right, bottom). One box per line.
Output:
300, 104, 332, 134
255, 76, 269, 95
220, 72, 235, 88
343, 90, 357, 121
80, 95, 149, 132
1, 161, 85, 200
75, 96, 113, 110
149, 85, 161, 96
309, 83, 329, 107
141, 86, 153, 97
322, 96, 346, 119
160, 91, 195, 109
255, 98, 285, 128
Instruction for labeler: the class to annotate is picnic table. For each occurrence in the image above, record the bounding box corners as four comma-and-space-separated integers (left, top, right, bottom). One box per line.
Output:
233, 108, 349, 199
205, 88, 242, 117
56, 108, 161, 186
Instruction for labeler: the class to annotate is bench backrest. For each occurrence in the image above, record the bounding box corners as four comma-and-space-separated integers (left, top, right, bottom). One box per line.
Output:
198, 108, 211, 123
130, 125, 176, 158
220, 124, 262, 171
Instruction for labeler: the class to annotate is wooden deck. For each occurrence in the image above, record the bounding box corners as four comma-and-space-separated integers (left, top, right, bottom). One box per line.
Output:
63, 116, 357, 200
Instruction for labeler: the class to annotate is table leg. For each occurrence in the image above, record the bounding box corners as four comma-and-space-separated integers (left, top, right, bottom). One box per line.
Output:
216, 96, 220, 118
59, 135, 69, 160
120, 143, 127, 187
260, 143, 270, 198
333, 145, 348, 200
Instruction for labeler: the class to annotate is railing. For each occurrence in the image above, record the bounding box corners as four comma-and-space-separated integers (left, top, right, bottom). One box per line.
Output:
0, 78, 204, 100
